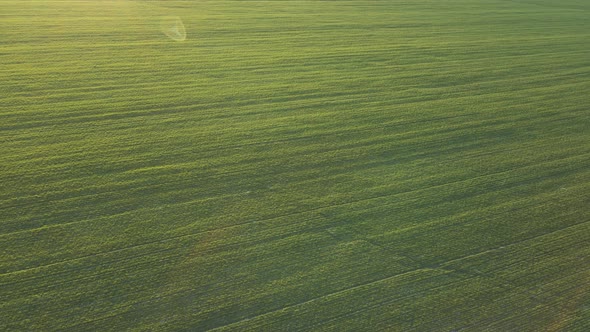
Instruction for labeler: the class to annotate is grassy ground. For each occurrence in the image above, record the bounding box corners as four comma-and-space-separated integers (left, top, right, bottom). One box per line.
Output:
1, 0, 589, 330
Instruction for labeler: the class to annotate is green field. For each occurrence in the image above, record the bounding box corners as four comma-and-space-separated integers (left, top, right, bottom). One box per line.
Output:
1, 0, 589, 330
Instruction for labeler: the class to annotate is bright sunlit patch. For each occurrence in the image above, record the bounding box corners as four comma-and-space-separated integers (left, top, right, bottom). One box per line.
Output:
160, 16, 186, 41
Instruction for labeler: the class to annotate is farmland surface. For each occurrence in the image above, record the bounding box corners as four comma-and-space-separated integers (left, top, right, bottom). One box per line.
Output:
1, 0, 589, 330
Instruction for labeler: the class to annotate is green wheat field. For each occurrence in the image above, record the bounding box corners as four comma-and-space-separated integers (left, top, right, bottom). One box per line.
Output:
1, 0, 589, 330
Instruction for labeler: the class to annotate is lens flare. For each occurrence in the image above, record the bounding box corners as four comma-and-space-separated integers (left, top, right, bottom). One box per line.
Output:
160, 16, 186, 41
